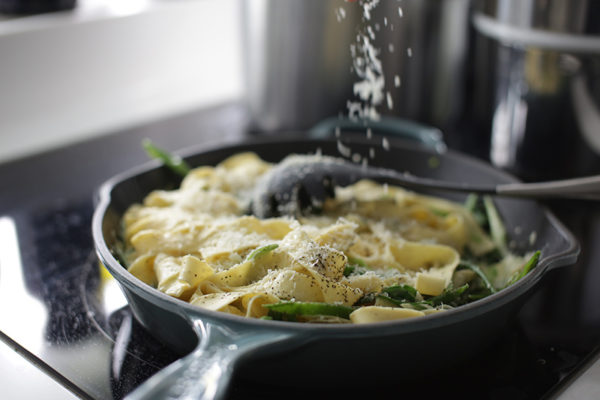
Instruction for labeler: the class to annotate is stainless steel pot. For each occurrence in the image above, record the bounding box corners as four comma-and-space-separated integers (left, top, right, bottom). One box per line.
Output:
472, 0, 600, 180
242, 0, 471, 133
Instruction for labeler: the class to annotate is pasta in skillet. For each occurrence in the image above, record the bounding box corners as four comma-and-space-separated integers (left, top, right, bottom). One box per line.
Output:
121, 152, 538, 324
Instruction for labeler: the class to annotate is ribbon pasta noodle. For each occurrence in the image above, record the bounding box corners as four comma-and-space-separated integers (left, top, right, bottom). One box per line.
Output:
121, 152, 534, 324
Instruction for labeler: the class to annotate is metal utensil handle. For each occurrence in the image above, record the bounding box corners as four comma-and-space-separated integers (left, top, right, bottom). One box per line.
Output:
126, 321, 293, 400
378, 167, 600, 200
497, 175, 600, 200
369, 167, 497, 195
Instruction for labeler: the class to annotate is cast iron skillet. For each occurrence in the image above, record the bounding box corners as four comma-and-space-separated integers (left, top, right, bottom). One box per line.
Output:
92, 137, 579, 399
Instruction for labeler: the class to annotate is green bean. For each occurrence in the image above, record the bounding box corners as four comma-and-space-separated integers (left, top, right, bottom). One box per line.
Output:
264, 301, 354, 320
142, 139, 191, 177
382, 285, 418, 302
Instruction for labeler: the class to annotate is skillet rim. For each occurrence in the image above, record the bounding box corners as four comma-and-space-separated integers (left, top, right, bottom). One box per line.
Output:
92, 136, 580, 336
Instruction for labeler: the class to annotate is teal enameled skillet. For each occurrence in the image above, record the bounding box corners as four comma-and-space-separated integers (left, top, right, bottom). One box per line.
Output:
92, 137, 579, 399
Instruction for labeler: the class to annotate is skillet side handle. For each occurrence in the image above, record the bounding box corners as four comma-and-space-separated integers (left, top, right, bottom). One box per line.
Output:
125, 320, 293, 400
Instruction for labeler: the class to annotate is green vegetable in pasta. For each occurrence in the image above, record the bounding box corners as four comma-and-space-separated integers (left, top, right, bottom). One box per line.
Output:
382, 285, 418, 302
505, 251, 541, 287
344, 256, 370, 277
375, 294, 403, 307
264, 301, 355, 321
426, 284, 469, 307
464, 193, 488, 228
142, 139, 191, 177
478, 248, 504, 265
347, 256, 368, 267
377, 284, 468, 309
343, 265, 355, 277
246, 244, 279, 261
483, 196, 507, 253
457, 261, 497, 294
343, 264, 369, 277
354, 293, 376, 306
429, 207, 450, 217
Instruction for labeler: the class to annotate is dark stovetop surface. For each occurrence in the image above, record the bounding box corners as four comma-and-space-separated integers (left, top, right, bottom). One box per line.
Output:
0, 102, 599, 399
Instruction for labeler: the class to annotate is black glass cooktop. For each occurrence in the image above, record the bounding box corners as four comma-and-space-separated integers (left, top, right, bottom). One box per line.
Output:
1, 103, 599, 399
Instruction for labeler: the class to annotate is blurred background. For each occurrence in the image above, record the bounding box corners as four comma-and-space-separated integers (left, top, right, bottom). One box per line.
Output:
0, 0, 244, 165
1, 1, 600, 399
1, 0, 599, 181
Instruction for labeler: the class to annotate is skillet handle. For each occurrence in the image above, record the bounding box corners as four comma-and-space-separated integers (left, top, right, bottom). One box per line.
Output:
125, 320, 294, 400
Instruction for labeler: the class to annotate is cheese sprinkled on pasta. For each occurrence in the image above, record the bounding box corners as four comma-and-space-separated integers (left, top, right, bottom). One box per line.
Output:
122, 152, 532, 324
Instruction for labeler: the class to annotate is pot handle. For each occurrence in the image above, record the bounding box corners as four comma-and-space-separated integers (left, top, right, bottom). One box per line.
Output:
125, 320, 294, 400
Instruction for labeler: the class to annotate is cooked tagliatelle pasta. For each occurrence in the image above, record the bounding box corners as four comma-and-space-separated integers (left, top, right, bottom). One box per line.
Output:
121, 152, 539, 324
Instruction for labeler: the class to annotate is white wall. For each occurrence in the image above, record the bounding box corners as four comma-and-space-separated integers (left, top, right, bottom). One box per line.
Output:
0, 0, 244, 163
